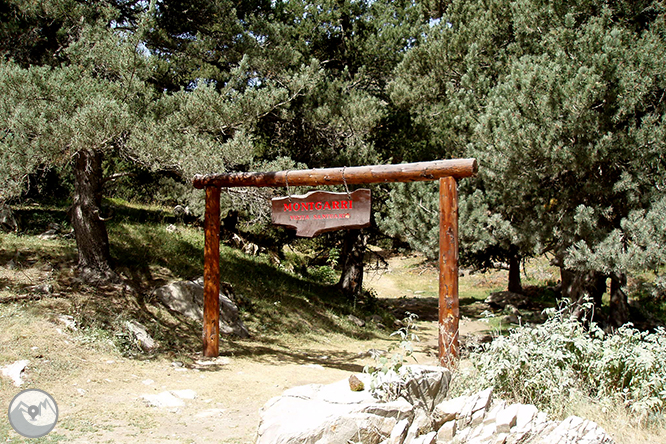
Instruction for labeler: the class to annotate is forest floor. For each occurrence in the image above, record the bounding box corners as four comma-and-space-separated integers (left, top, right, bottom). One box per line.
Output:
0, 249, 508, 443
0, 245, 661, 443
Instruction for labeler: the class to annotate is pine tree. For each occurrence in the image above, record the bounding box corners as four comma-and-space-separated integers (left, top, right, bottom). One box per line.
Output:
0, 1, 310, 282
384, 0, 666, 323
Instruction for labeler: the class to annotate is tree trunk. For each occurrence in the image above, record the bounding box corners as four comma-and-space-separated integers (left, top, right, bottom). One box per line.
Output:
70, 150, 118, 283
337, 229, 367, 296
560, 267, 606, 324
507, 250, 522, 294
609, 272, 629, 328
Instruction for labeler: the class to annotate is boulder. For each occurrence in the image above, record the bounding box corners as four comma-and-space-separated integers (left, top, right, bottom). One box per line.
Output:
257, 367, 450, 444
124, 320, 157, 352
154, 278, 249, 338
257, 377, 614, 444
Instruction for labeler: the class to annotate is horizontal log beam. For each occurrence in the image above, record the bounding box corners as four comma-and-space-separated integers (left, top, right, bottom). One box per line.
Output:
193, 158, 477, 189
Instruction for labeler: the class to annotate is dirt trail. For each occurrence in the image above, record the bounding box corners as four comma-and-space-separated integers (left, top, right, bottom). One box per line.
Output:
0, 254, 491, 443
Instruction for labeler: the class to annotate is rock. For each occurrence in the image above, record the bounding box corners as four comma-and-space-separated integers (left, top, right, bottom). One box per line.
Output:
56, 314, 77, 331
436, 419, 457, 442
29, 283, 53, 295
124, 320, 157, 352
412, 431, 436, 444
495, 403, 519, 433
347, 314, 366, 327
0, 205, 18, 232
257, 370, 425, 444
515, 404, 538, 430
38, 229, 59, 240
349, 374, 365, 392
405, 408, 431, 443
503, 314, 520, 325
154, 278, 249, 338
472, 387, 493, 413
257, 377, 614, 444
401, 366, 451, 413
171, 389, 197, 400
485, 291, 530, 309
433, 395, 468, 428
389, 418, 410, 444
142, 391, 185, 408
369, 314, 383, 324
1, 360, 29, 386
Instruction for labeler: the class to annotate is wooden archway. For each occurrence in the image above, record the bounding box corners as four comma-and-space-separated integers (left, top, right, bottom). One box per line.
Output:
193, 158, 478, 367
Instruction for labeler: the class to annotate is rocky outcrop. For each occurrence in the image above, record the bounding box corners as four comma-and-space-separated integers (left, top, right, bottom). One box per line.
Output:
432, 391, 613, 444
257, 366, 450, 444
154, 277, 249, 338
256, 366, 614, 444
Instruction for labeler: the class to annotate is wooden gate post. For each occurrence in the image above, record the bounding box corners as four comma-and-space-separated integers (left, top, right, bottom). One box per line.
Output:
194, 159, 476, 360
439, 176, 459, 367
203, 186, 221, 357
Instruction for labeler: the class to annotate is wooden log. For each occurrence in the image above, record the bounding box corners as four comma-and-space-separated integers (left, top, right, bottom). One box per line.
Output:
439, 176, 459, 368
203, 186, 221, 357
193, 158, 477, 189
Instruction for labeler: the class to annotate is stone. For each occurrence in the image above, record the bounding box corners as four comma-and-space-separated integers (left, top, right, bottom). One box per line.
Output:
349, 374, 365, 392
171, 389, 197, 400
405, 409, 431, 443
472, 387, 493, 413
470, 409, 485, 427
0, 205, 18, 232
257, 367, 451, 444
142, 391, 185, 408
56, 314, 77, 330
436, 419, 456, 442
154, 278, 249, 338
495, 404, 519, 433
485, 291, 531, 309
483, 401, 507, 425
389, 418, 410, 444
29, 283, 53, 295
1, 360, 29, 387
514, 404, 538, 430
347, 314, 366, 327
401, 366, 451, 412
412, 431, 436, 444
124, 320, 157, 351
256, 379, 614, 444
433, 396, 469, 428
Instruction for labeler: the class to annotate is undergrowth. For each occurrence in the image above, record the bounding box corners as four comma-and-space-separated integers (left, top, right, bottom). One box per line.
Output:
451, 299, 666, 425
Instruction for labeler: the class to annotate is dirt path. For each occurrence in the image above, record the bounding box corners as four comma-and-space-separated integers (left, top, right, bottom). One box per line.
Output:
0, 254, 492, 443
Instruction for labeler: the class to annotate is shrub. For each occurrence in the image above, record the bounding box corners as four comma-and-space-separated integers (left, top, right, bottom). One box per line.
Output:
452, 300, 666, 422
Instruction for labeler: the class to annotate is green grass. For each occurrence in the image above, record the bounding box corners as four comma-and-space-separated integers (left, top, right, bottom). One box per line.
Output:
2, 199, 388, 360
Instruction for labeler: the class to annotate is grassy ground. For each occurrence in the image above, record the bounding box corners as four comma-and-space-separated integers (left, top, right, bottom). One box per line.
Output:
0, 200, 664, 443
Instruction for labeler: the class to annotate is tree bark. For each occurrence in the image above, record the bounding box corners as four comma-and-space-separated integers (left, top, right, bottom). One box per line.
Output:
609, 272, 630, 328
507, 250, 522, 294
560, 267, 607, 324
70, 150, 118, 283
337, 229, 367, 296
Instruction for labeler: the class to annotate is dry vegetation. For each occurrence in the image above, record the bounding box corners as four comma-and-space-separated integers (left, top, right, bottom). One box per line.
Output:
0, 214, 664, 443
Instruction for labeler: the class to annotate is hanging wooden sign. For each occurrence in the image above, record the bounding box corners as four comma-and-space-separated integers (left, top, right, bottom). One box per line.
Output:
271, 189, 371, 237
